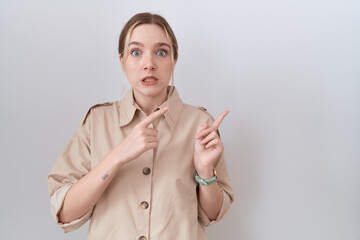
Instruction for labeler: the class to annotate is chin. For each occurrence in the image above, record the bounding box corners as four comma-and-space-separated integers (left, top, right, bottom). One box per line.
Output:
138, 87, 167, 98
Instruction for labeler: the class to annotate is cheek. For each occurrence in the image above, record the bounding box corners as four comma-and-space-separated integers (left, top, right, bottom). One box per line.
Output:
125, 60, 138, 69
162, 61, 173, 73
124, 62, 139, 76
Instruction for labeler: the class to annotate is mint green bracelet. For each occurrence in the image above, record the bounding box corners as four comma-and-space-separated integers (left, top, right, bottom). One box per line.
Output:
195, 168, 217, 186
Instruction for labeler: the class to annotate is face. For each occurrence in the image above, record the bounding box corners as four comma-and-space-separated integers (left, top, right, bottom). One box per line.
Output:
120, 24, 174, 104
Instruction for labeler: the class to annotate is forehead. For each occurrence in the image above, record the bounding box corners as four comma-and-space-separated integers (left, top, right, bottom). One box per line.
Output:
129, 24, 169, 44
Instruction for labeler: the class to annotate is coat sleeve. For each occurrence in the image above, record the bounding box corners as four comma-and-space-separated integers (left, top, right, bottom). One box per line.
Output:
197, 151, 234, 227
47, 111, 93, 233
197, 112, 234, 227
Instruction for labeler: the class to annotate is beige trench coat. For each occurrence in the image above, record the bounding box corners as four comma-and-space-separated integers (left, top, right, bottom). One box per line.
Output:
48, 87, 234, 240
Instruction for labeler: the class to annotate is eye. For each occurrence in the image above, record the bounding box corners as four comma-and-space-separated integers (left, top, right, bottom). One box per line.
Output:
130, 49, 141, 57
156, 49, 167, 57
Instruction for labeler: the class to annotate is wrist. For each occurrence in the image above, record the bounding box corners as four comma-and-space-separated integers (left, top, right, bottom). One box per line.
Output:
108, 146, 127, 169
195, 167, 217, 186
196, 166, 215, 179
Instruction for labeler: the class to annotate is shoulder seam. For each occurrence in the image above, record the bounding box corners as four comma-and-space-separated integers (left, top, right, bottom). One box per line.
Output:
81, 102, 114, 126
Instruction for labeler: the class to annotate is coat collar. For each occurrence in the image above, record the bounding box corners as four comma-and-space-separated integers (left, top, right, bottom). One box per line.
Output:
118, 86, 183, 130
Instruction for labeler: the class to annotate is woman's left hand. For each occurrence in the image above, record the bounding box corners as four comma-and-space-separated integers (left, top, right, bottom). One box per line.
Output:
194, 110, 229, 178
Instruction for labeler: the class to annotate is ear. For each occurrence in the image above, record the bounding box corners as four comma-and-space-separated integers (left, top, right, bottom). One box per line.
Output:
172, 59, 177, 69
119, 54, 125, 71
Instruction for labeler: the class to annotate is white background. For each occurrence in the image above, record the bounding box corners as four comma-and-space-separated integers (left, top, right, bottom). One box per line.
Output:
0, 0, 359, 239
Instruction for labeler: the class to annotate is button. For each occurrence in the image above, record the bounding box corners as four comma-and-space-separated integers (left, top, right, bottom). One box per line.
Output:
142, 167, 151, 175
138, 236, 147, 240
140, 201, 149, 209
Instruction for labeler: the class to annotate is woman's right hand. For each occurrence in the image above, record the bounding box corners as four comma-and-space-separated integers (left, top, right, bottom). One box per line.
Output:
58, 107, 168, 224
112, 107, 168, 165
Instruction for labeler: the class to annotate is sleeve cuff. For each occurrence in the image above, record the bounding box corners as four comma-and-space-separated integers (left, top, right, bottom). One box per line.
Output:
198, 189, 232, 227
50, 183, 93, 233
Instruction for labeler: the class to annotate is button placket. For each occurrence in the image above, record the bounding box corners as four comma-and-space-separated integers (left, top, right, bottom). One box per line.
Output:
137, 143, 153, 238
142, 122, 153, 177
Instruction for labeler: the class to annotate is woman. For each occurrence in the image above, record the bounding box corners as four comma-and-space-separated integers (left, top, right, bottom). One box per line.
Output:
48, 12, 233, 240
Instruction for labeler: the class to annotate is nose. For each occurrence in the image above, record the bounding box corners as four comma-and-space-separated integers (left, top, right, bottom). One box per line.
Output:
143, 53, 156, 71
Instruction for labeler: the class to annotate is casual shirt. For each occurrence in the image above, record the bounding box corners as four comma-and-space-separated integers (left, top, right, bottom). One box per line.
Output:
47, 87, 234, 240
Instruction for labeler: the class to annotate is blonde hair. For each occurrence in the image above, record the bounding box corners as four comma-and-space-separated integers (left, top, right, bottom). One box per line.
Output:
118, 13, 178, 95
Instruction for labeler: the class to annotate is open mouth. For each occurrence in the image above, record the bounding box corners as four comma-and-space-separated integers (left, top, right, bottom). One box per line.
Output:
142, 77, 158, 85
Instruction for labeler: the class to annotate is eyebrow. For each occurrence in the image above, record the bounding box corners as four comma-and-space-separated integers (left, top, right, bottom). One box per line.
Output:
129, 41, 144, 47
129, 41, 171, 48
156, 42, 171, 48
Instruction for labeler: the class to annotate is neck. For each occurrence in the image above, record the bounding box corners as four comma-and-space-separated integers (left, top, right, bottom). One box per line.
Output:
133, 91, 168, 116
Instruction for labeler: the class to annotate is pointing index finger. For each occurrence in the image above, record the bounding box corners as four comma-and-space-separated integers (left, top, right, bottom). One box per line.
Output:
140, 107, 168, 127
212, 110, 230, 130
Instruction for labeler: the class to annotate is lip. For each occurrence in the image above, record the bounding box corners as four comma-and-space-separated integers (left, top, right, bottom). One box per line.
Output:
141, 76, 158, 86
